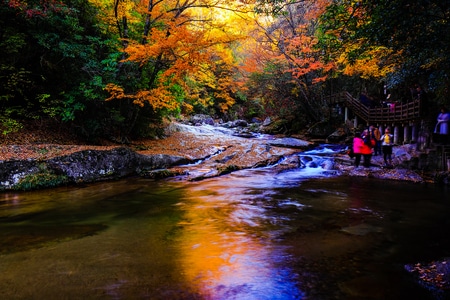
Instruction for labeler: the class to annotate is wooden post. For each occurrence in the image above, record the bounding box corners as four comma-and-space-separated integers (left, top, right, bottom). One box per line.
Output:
403, 125, 410, 144
411, 123, 418, 143
394, 125, 400, 144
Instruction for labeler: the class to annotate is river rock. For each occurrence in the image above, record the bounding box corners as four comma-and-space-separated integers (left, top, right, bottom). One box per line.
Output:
0, 147, 192, 190
263, 117, 272, 126
327, 128, 347, 143
405, 258, 450, 296
341, 223, 383, 236
274, 155, 304, 171
222, 119, 248, 128
0, 160, 41, 188
189, 114, 215, 126
268, 137, 313, 149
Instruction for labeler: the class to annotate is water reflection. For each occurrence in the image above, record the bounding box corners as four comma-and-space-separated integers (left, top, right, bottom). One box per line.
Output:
174, 177, 304, 299
0, 157, 449, 299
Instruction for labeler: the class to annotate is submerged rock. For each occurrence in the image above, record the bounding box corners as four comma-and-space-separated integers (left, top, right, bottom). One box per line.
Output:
341, 223, 383, 236
405, 258, 450, 298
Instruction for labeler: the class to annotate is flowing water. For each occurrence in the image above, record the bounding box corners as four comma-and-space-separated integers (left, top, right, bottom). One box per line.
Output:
0, 146, 449, 299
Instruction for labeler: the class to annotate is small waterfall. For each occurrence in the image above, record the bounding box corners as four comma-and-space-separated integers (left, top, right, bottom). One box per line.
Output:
167, 122, 237, 136
277, 144, 346, 182
168, 123, 346, 182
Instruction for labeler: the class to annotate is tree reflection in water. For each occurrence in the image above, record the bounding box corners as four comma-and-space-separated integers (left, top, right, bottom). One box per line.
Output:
0, 157, 448, 299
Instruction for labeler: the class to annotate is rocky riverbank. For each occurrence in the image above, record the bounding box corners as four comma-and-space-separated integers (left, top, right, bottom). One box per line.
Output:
0, 122, 447, 191
0, 122, 309, 190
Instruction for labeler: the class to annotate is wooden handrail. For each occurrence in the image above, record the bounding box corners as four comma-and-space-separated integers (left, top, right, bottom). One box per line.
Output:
325, 91, 422, 125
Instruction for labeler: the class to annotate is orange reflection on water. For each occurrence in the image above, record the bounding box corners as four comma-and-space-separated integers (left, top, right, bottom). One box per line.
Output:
3, 193, 20, 205
174, 183, 298, 299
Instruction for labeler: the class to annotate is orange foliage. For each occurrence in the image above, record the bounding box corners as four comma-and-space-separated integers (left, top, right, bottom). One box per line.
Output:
303, 0, 332, 20
237, 0, 336, 88
284, 34, 334, 81
105, 83, 180, 110
102, 0, 250, 113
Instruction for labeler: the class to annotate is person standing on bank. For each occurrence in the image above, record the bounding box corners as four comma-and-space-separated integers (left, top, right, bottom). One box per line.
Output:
352, 132, 363, 167
361, 129, 374, 167
434, 107, 450, 144
370, 125, 381, 156
380, 128, 394, 167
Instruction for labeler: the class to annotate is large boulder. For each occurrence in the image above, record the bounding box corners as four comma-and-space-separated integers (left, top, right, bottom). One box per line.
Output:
0, 147, 193, 190
47, 147, 142, 182
327, 128, 347, 143
0, 160, 42, 189
189, 114, 215, 126
268, 137, 314, 149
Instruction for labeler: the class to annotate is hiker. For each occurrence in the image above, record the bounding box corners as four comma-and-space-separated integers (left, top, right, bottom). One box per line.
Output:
380, 128, 394, 167
361, 129, 374, 167
352, 132, 363, 167
370, 125, 381, 156
434, 107, 450, 145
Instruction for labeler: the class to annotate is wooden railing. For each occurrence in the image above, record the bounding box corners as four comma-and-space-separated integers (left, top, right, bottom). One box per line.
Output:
325, 91, 422, 125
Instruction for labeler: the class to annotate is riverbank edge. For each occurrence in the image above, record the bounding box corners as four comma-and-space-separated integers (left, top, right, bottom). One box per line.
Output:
1, 136, 448, 191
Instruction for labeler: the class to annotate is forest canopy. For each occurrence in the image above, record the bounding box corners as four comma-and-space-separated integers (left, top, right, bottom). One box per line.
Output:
1, 0, 449, 141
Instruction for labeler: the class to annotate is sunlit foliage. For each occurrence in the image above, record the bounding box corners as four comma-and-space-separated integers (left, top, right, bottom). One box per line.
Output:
236, 0, 334, 125
101, 0, 251, 120
2, 0, 450, 141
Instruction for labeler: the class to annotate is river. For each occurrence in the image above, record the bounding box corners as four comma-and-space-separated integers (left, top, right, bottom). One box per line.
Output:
0, 146, 449, 299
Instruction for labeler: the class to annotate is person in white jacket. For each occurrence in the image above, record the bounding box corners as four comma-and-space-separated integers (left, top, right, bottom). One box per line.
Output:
380, 128, 394, 166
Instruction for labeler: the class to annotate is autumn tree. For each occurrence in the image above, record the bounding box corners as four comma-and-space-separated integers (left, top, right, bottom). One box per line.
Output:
1, 0, 259, 140
318, 0, 450, 105
101, 0, 253, 135
236, 0, 334, 130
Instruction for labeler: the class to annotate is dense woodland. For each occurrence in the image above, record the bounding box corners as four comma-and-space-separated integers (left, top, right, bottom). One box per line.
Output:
1, 0, 450, 142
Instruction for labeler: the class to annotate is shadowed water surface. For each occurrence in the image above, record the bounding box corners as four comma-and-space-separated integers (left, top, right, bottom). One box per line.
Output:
0, 163, 449, 299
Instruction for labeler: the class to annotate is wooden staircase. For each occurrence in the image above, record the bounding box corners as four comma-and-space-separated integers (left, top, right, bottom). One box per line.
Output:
325, 91, 422, 125
326, 92, 450, 172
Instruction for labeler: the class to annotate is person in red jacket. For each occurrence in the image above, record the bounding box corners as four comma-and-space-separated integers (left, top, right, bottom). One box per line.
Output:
360, 129, 374, 167
352, 132, 363, 167
353, 130, 373, 167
